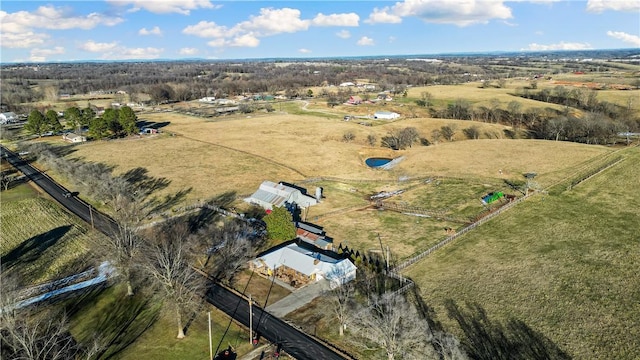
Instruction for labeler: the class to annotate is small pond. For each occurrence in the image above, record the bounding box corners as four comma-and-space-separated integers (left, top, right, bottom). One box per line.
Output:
365, 157, 393, 168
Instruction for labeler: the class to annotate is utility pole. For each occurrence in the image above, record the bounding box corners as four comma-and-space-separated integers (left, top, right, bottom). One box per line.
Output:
89, 204, 94, 229
249, 294, 253, 345
208, 312, 213, 360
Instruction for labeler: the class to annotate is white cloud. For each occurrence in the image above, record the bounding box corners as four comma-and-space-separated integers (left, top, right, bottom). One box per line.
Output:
336, 30, 351, 39
0, 31, 49, 48
312, 13, 359, 27
183, 21, 229, 38
607, 31, 640, 47
394, 0, 512, 26
30, 46, 65, 62
367, 0, 512, 26
79, 40, 163, 59
179, 47, 199, 55
522, 41, 593, 51
299, 48, 312, 54
139, 26, 162, 36
228, 33, 260, 47
235, 8, 310, 36
206, 38, 227, 47
366, 7, 402, 24
0, 5, 123, 49
79, 40, 119, 52
106, 0, 217, 15
357, 36, 375, 46
389, 36, 397, 43
119, 47, 164, 59
586, 0, 640, 13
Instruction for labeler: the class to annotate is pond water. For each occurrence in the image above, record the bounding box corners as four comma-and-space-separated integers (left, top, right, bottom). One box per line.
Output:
365, 157, 392, 168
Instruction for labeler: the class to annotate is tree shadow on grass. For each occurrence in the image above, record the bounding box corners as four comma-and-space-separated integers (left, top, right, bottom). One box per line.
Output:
207, 191, 238, 209
445, 300, 571, 360
120, 167, 171, 197
78, 294, 160, 360
1, 225, 72, 271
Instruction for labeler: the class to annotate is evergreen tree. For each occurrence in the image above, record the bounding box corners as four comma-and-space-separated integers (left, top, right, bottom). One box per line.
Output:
118, 106, 138, 135
45, 109, 63, 133
25, 110, 46, 136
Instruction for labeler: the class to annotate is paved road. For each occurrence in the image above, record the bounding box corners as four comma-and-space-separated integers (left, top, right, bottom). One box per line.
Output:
207, 284, 347, 360
1, 145, 350, 360
1, 145, 118, 237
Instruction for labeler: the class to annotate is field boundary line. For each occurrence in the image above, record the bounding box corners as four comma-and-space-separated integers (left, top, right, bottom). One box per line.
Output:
169, 131, 308, 178
394, 193, 532, 271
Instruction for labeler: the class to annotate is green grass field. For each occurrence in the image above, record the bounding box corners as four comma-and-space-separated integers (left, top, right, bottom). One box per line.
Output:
0, 184, 102, 284
404, 146, 640, 359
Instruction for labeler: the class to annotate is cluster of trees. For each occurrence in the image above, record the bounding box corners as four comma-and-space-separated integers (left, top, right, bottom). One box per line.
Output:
325, 261, 467, 359
23, 105, 138, 139
3, 49, 636, 113
24, 109, 62, 136
87, 106, 138, 139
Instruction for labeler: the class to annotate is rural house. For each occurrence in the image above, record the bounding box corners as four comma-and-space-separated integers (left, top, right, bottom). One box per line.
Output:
347, 96, 362, 105
250, 240, 356, 289
244, 181, 319, 210
62, 133, 87, 143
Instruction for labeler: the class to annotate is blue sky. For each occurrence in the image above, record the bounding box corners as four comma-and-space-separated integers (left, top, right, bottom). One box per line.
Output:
1, 0, 638, 62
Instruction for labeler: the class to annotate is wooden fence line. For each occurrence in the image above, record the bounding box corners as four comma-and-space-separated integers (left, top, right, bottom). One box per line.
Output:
394, 193, 532, 271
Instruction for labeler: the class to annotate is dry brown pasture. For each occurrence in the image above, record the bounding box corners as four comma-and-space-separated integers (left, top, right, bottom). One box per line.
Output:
69, 108, 613, 260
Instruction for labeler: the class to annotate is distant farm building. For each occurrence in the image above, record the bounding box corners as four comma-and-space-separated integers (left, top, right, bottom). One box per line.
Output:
374, 111, 400, 120
244, 181, 319, 210
199, 97, 216, 103
339, 82, 355, 87
250, 240, 356, 289
347, 96, 362, 105
0, 112, 17, 124
62, 133, 87, 143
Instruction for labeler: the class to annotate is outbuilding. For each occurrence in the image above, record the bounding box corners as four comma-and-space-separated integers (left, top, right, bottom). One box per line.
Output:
374, 111, 400, 120
244, 181, 318, 210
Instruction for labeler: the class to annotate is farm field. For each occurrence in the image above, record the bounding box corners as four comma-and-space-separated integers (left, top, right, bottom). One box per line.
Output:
0, 183, 104, 285
404, 146, 640, 359
67, 107, 616, 261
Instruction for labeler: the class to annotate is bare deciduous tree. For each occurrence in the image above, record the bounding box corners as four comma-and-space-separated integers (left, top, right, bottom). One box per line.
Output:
200, 220, 258, 285
328, 282, 354, 336
0, 272, 102, 360
142, 220, 205, 339
107, 193, 146, 296
351, 292, 437, 360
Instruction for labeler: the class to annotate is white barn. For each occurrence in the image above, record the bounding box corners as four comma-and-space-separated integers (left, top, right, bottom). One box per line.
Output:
374, 111, 400, 120
244, 181, 318, 210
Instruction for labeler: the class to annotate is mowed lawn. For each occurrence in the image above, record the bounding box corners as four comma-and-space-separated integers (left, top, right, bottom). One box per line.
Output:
405, 146, 640, 359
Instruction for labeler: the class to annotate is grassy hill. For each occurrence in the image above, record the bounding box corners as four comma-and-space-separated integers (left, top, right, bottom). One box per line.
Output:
405, 146, 640, 359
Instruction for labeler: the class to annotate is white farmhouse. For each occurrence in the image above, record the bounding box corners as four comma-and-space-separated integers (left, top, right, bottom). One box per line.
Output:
251, 241, 357, 289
